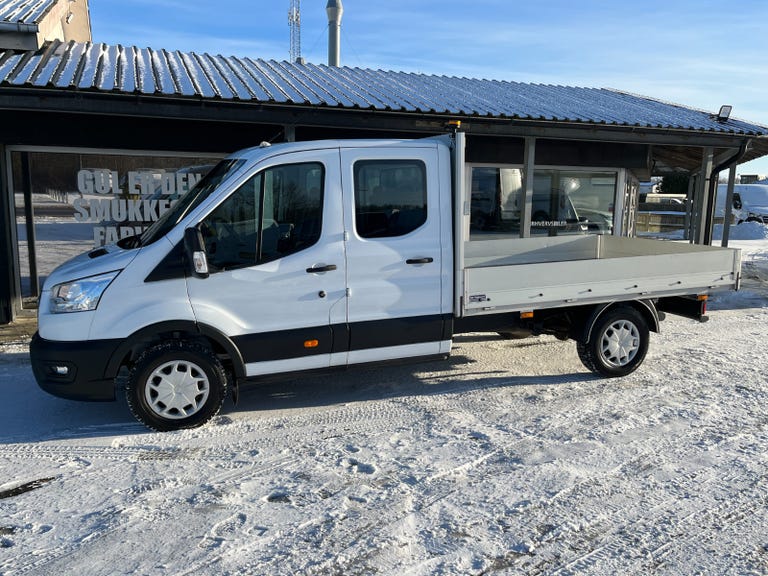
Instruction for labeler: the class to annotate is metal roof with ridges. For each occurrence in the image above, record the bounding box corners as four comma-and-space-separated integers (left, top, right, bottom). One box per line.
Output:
0, 0, 56, 25
1, 39, 767, 136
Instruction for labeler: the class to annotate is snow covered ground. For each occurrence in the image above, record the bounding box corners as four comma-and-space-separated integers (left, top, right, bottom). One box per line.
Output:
1, 233, 767, 575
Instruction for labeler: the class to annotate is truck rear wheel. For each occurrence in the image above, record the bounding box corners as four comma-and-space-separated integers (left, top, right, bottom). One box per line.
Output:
577, 306, 649, 377
126, 341, 228, 431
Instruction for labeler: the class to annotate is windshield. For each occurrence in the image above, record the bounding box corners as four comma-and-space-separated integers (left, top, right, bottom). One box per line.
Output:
139, 158, 246, 246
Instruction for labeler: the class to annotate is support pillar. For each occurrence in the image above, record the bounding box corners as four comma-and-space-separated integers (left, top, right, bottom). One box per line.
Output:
521, 137, 536, 238
0, 145, 14, 324
21, 152, 39, 299
692, 148, 714, 245
721, 164, 737, 247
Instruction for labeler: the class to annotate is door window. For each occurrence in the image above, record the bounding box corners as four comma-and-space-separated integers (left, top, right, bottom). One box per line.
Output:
201, 162, 324, 270
353, 160, 427, 238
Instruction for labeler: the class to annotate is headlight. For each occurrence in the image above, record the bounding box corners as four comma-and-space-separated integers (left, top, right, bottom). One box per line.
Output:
50, 271, 120, 314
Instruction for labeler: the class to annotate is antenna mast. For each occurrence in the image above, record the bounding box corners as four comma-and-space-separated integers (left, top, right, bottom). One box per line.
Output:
288, 0, 301, 63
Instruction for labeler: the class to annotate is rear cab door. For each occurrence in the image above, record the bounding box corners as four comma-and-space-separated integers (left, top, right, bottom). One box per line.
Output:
338, 141, 453, 365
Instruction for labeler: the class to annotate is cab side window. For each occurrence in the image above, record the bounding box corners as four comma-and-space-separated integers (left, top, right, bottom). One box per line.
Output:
354, 160, 427, 238
202, 162, 324, 270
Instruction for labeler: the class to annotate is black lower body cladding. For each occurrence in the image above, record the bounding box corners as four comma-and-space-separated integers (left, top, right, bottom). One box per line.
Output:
30, 333, 122, 401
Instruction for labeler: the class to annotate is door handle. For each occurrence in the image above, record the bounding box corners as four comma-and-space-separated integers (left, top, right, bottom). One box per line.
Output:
406, 257, 434, 265
306, 264, 338, 273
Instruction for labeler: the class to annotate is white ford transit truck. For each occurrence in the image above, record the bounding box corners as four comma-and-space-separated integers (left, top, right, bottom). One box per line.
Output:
31, 134, 742, 431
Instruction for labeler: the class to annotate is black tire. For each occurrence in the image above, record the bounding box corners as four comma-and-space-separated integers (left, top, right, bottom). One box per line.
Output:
577, 306, 649, 377
126, 340, 227, 432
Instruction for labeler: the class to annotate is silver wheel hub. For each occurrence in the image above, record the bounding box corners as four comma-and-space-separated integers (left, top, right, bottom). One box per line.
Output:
145, 360, 210, 420
600, 320, 640, 367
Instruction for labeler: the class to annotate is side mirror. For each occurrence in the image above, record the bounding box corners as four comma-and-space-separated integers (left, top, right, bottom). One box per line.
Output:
183, 226, 209, 279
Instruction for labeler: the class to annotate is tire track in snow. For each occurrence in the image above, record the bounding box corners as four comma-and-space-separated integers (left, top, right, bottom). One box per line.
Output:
234, 323, 767, 575
1, 394, 423, 572
0, 451, 295, 576
378, 332, 768, 575
165, 396, 465, 575
515, 393, 768, 574
62, 401, 424, 573
543, 467, 767, 576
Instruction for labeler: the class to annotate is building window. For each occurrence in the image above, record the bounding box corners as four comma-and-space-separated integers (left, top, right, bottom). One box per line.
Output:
534, 171, 616, 236
10, 148, 221, 309
469, 166, 617, 239
470, 167, 524, 237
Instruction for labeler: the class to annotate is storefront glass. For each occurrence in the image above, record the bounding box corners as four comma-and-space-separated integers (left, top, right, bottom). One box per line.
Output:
9, 148, 222, 309
469, 166, 618, 239
533, 170, 617, 235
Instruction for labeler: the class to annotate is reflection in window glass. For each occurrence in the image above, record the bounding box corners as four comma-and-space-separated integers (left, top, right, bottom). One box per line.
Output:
354, 160, 427, 238
10, 150, 219, 309
547, 171, 616, 235
470, 167, 524, 239
531, 171, 587, 236
261, 162, 323, 261
469, 166, 617, 239
203, 173, 261, 270
201, 162, 324, 271
531, 171, 615, 236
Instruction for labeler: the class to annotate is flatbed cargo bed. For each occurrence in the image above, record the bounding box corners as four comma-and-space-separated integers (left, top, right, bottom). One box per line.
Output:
461, 235, 741, 315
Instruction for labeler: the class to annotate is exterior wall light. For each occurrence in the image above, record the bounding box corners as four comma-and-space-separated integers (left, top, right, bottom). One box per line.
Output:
717, 105, 732, 122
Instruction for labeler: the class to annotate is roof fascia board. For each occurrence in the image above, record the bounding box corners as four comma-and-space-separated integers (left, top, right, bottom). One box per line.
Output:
464, 121, 748, 147
0, 21, 38, 33
0, 89, 755, 150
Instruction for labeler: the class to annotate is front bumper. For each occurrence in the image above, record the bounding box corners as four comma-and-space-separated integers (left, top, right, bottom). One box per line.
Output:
30, 332, 122, 401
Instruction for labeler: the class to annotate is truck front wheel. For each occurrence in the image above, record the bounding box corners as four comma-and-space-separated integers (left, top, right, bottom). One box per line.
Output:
577, 306, 649, 377
126, 341, 228, 431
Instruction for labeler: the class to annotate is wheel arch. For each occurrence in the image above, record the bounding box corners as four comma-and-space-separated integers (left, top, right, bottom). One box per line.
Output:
582, 300, 660, 344
104, 321, 246, 380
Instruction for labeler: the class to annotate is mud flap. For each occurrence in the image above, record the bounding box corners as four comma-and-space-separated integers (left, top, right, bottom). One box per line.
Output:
656, 296, 709, 323
231, 375, 241, 406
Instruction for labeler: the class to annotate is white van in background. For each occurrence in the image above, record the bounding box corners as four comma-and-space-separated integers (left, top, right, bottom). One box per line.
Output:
716, 184, 768, 224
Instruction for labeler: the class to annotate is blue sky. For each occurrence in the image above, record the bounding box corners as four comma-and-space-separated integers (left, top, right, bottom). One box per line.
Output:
90, 0, 768, 175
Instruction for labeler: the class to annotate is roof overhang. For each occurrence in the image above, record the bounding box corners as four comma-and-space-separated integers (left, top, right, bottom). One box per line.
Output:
1, 85, 763, 175
0, 21, 37, 33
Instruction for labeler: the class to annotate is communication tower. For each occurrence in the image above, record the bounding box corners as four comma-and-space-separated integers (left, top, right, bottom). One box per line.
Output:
288, 0, 301, 63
